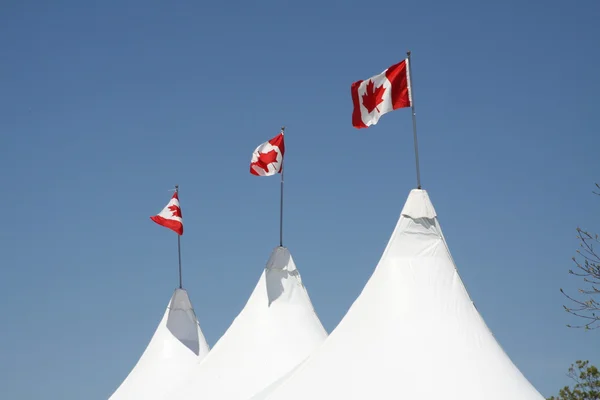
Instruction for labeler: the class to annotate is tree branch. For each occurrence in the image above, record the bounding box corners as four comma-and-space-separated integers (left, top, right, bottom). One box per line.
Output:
561, 184, 600, 329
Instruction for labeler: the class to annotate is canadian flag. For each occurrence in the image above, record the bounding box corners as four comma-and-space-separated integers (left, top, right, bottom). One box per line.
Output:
150, 192, 183, 235
249, 131, 285, 176
351, 59, 412, 129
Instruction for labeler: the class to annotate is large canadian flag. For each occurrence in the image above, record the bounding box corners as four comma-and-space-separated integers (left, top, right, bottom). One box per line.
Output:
150, 192, 183, 235
351, 59, 412, 129
249, 131, 285, 176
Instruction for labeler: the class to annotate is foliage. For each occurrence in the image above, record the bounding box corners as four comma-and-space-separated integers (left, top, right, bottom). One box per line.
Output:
561, 184, 600, 330
548, 360, 600, 400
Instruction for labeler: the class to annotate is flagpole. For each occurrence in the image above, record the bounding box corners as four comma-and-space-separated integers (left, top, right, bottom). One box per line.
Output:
279, 126, 285, 247
175, 184, 183, 289
406, 50, 422, 189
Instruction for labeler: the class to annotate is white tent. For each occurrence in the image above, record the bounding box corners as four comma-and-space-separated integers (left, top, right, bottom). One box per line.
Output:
168, 246, 328, 400
252, 189, 544, 400
108, 288, 210, 400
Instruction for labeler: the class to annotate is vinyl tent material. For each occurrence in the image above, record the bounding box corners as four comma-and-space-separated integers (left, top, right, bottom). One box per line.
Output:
252, 189, 544, 400
108, 288, 210, 400
168, 246, 328, 400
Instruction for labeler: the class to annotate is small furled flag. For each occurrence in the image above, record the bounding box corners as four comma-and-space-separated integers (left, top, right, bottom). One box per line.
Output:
250, 131, 285, 176
351, 59, 412, 129
150, 192, 183, 235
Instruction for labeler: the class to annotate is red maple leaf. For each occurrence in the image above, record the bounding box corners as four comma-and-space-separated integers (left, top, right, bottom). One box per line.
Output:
251, 149, 279, 173
361, 80, 386, 113
168, 204, 182, 218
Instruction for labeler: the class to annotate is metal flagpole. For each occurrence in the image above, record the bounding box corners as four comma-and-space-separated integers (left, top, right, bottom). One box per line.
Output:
175, 184, 183, 289
406, 51, 422, 189
279, 126, 285, 247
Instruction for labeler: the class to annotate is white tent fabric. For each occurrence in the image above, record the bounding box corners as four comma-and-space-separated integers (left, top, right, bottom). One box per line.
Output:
168, 246, 328, 400
109, 288, 210, 400
252, 189, 544, 400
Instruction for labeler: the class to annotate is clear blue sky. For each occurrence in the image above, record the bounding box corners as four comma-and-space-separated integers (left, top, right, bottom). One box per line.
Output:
1, 1, 599, 398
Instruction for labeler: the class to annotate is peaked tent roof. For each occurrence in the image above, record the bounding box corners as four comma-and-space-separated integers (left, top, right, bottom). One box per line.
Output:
168, 246, 328, 400
252, 189, 544, 400
109, 288, 210, 400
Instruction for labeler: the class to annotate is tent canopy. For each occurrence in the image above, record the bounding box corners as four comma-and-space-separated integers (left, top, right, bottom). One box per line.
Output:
108, 288, 209, 400
168, 246, 328, 400
252, 189, 544, 400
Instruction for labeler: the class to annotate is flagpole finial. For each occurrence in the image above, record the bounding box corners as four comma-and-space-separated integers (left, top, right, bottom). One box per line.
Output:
281, 126, 286, 132
407, 50, 411, 57
175, 184, 179, 192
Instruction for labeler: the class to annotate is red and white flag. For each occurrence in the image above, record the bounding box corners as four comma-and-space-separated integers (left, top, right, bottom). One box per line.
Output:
351, 59, 412, 129
150, 192, 183, 235
249, 131, 285, 176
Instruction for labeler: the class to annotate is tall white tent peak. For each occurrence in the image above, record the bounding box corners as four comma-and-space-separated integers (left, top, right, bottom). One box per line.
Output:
166, 288, 206, 355
251, 189, 544, 400
265, 246, 304, 306
108, 288, 210, 400
165, 246, 327, 400
265, 246, 295, 271
400, 188, 437, 219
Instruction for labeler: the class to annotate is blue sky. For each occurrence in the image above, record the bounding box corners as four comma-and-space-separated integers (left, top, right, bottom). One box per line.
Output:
1, 0, 599, 398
